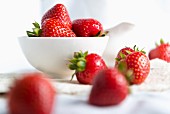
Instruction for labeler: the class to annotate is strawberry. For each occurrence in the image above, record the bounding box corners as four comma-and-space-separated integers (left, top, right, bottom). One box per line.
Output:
115, 47, 135, 66
149, 39, 170, 62
89, 68, 129, 106
68, 51, 107, 84
116, 46, 150, 85
72, 18, 105, 37
8, 72, 56, 114
124, 51, 150, 84
41, 18, 76, 37
42, 4, 72, 29
27, 19, 76, 37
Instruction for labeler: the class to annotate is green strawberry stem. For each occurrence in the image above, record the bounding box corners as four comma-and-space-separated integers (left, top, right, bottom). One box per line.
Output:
155, 38, 169, 47
160, 38, 164, 44
68, 51, 88, 81
133, 45, 146, 54
26, 21, 42, 37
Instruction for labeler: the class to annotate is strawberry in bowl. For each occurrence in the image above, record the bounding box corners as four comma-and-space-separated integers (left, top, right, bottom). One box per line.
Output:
41, 4, 72, 29
72, 18, 106, 37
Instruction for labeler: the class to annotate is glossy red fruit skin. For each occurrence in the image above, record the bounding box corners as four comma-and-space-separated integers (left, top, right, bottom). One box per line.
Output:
89, 68, 128, 106
8, 73, 56, 114
41, 18, 76, 37
76, 54, 107, 84
42, 4, 72, 29
126, 52, 150, 84
72, 18, 103, 37
149, 43, 170, 62
115, 47, 135, 66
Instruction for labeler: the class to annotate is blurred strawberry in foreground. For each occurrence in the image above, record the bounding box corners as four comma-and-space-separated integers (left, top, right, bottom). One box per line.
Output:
149, 39, 170, 62
89, 68, 129, 106
8, 72, 56, 114
41, 18, 76, 37
115, 46, 150, 85
42, 4, 72, 29
68, 51, 107, 84
72, 18, 105, 37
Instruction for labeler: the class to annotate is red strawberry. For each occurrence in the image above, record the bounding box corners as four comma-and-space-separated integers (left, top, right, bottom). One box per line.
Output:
124, 52, 150, 84
89, 68, 129, 106
115, 47, 135, 66
69, 51, 107, 84
149, 39, 170, 62
42, 4, 72, 29
41, 18, 76, 37
8, 72, 56, 114
116, 46, 150, 85
72, 18, 104, 37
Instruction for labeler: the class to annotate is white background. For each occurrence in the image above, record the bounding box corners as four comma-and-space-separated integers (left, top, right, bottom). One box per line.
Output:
0, 0, 170, 71
0, 1, 170, 114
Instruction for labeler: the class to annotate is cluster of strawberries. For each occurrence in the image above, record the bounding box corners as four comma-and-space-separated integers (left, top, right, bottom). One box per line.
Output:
69, 38, 170, 106
69, 47, 150, 106
7, 3, 170, 114
27, 4, 105, 37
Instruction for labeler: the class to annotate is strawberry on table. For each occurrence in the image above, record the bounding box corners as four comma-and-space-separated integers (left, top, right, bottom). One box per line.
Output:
68, 51, 107, 84
149, 39, 170, 62
42, 4, 72, 29
116, 46, 150, 85
89, 68, 129, 106
72, 18, 105, 37
125, 51, 150, 84
8, 72, 56, 114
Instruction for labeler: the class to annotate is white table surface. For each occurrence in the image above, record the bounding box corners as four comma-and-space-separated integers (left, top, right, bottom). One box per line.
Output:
0, 90, 170, 114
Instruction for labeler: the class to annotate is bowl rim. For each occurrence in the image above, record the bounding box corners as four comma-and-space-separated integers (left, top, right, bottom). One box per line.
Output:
18, 36, 109, 40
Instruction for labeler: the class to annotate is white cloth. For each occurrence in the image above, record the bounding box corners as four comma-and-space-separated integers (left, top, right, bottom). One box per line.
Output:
55, 91, 170, 114
1, 91, 170, 114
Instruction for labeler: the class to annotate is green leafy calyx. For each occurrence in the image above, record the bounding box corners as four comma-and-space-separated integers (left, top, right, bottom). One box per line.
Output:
155, 38, 170, 47
68, 51, 88, 80
26, 21, 42, 37
133, 45, 146, 54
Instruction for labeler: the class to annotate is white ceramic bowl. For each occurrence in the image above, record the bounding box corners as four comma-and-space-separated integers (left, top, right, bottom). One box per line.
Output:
18, 36, 109, 79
